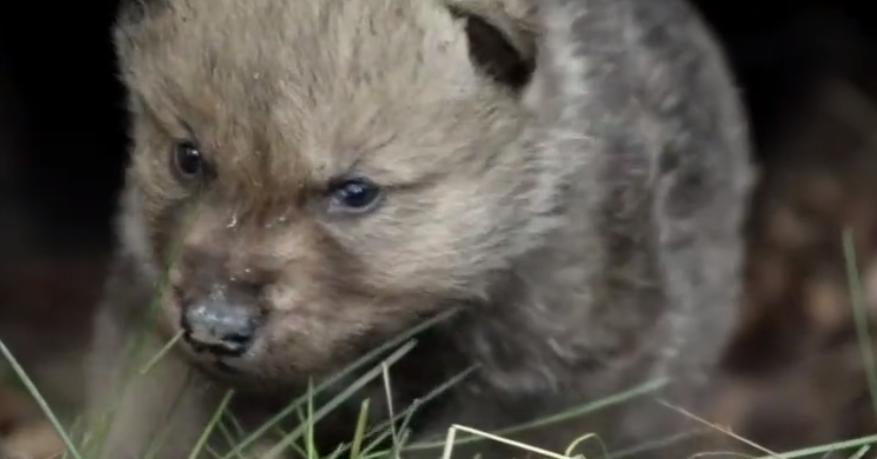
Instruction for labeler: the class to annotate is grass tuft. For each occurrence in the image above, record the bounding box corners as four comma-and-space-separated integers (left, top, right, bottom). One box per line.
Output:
747, 434, 877, 459
658, 398, 782, 458
6, 230, 877, 459
349, 399, 370, 459
563, 432, 610, 459
0, 339, 83, 459
256, 340, 418, 459
188, 390, 236, 459
222, 309, 457, 458
847, 445, 871, 459
439, 424, 574, 459
842, 229, 877, 423
405, 377, 668, 453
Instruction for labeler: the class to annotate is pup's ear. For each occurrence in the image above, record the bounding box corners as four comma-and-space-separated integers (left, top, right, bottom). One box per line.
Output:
448, 3, 538, 92
116, 0, 168, 25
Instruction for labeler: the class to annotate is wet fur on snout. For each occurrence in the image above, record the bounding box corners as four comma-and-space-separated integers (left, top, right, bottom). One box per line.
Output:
86, 0, 754, 457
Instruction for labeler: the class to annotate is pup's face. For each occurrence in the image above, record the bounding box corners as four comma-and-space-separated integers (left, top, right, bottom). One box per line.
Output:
115, 0, 539, 386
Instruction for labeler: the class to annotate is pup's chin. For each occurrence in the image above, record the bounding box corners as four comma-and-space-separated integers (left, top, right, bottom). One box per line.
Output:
187, 356, 292, 393
177, 337, 332, 395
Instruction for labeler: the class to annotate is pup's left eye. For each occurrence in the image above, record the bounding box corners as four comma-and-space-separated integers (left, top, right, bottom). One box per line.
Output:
173, 141, 205, 180
327, 177, 383, 214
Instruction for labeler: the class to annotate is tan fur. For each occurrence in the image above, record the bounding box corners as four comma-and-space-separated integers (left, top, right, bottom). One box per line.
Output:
115, 0, 544, 384
87, 0, 754, 457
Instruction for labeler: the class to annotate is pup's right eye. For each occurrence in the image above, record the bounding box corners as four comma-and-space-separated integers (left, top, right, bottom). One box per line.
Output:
327, 177, 384, 215
173, 141, 204, 180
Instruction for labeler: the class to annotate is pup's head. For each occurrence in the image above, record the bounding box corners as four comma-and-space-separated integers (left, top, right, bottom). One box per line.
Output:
114, 0, 551, 386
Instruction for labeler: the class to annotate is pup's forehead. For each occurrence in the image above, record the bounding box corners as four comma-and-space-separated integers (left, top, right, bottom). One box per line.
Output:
118, 0, 480, 187
117, 0, 475, 114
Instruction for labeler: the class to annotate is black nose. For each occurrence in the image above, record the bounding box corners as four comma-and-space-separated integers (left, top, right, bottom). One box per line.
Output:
181, 300, 261, 356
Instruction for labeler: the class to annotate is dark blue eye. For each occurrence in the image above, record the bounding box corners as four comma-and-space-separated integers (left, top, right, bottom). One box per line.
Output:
328, 177, 383, 214
173, 141, 204, 179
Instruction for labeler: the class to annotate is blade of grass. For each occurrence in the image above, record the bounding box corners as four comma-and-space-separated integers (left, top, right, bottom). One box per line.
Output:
138, 330, 185, 375
217, 419, 244, 457
188, 390, 236, 459
389, 429, 412, 459
381, 363, 399, 447
204, 444, 224, 459
336, 364, 478, 459
440, 424, 573, 459
224, 411, 247, 438
360, 428, 395, 459
847, 445, 870, 459
60, 416, 85, 459
0, 339, 83, 459
112, 198, 207, 388
842, 229, 877, 422
385, 395, 419, 459
266, 424, 309, 459
368, 364, 478, 437
657, 399, 781, 458
349, 399, 370, 459
95, 205, 202, 453
405, 377, 668, 452
749, 434, 877, 459
257, 340, 418, 459
564, 432, 610, 459
225, 309, 456, 457
325, 443, 349, 459
306, 380, 319, 459
362, 452, 396, 459
687, 452, 756, 458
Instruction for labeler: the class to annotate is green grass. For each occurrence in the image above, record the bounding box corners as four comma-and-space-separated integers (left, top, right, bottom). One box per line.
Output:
843, 229, 877, 421
0, 339, 84, 459
189, 390, 236, 459
0, 325, 672, 459
8, 326, 877, 459
3, 228, 877, 458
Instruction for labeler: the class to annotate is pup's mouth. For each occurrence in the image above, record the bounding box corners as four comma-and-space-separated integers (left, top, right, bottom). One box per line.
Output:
183, 327, 253, 357
182, 339, 258, 378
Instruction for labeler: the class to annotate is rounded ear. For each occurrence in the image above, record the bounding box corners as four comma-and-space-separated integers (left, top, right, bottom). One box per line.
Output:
446, 1, 539, 92
116, 0, 168, 26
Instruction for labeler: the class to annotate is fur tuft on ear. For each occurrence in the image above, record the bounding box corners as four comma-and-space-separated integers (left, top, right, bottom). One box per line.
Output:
446, 0, 539, 91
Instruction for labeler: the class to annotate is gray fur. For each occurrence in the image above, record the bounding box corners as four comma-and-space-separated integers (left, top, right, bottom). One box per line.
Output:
87, 0, 754, 457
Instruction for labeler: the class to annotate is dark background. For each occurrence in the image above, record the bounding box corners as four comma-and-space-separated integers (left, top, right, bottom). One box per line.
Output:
2, 0, 877, 455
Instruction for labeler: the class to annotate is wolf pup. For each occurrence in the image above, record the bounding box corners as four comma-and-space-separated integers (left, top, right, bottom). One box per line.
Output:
86, 0, 753, 457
